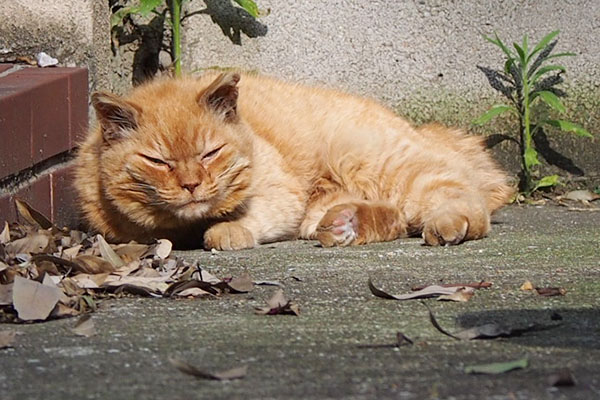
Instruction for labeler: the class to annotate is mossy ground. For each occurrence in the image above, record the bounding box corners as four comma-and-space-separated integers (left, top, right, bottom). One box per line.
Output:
1, 205, 599, 399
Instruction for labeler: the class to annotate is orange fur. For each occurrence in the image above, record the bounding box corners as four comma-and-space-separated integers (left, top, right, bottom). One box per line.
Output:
73, 72, 513, 249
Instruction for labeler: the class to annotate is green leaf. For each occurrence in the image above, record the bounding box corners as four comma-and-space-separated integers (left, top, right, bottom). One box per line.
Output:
536, 91, 566, 113
524, 147, 540, 169
544, 52, 576, 61
138, 0, 163, 17
472, 105, 514, 125
233, 0, 260, 18
527, 30, 560, 63
465, 358, 528, 375
532, 175, 560, 192
484, 33, 514, 60
529, 65, 566, 85
110, 0, 162, 27
513, 42, 526, 64
545, 120, 594, 138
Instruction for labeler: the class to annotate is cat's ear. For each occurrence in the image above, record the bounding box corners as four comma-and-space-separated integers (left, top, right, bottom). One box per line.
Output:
198, 72, 240, 122
92, 92, 140, 142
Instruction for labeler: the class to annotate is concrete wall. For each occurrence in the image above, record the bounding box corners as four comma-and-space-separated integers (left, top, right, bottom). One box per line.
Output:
1, 0, 599, 180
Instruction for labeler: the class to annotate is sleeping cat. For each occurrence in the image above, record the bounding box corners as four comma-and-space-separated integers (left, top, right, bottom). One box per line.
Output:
74, 72, 513, 250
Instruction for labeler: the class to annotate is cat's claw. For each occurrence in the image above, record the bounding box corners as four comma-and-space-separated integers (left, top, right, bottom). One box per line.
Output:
204, 222, 255, 251
316, 206, 359, 247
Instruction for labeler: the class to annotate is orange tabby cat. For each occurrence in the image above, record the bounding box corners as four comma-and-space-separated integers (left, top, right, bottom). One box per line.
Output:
74, 72, 513, 250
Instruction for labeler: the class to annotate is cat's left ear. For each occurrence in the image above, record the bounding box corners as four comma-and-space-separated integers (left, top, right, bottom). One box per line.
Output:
92, 92, 141, 142
198, 72, 240, 122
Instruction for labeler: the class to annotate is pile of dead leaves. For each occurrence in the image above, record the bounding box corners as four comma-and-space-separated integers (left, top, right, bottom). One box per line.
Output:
0, 199, 265, 323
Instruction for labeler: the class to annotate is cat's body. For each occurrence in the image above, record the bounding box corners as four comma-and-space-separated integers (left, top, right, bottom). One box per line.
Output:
74, 72, 513, 249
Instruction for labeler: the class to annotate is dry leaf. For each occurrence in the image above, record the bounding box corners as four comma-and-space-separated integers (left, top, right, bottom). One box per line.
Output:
71, 314, 96, 337
535, 287, 566, 296
176, 287, 215, 297
97, 235, 125, 268
255, 289, 300, 315
12, 276, 61, 321
169, 358, 247, 381
225, 272, 254, 293
424, 302, 560, 340
62, 245, 82, 260
114, 243, 149, 262
369, 279, 462, 300
14, 198, 54, 229
520, 281, 534, 291
0, 222, 10, 244
465, 358, 528, 374
411, 281, 492, 291
0, 284, 13, 305
0, 330, 16, 349
50, 303, 80, 318
153, 239, 173, 259
437, 287, 475, 302
562, 190, 600, 202
74, 255, 116, 274
5, 233, 51, 255
102, 275, 170, 294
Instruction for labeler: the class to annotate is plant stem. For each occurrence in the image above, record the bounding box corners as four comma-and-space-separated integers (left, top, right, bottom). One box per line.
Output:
521, 65, 533, 192
171, 0, 182, 77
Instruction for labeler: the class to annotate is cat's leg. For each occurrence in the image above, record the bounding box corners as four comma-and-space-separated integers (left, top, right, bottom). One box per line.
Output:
203, 222, 255, 251
300, 184, 407, 247
415, 184, 491, 246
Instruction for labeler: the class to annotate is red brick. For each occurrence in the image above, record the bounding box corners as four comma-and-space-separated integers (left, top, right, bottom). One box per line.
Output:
50, 165, 78, 228
0, 86, 32, 178
12, 175, 52, 224
0, 64, 13, 74
68, 69, 89, 145
0, 195, 14, 224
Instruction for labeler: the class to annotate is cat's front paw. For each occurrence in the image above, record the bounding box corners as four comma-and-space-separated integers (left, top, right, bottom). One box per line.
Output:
315, 204, 359, 247
204, 222, 255, 251
422, 202, 490, 246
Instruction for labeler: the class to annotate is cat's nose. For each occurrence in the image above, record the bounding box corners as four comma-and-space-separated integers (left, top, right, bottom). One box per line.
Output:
181, 182, 199, 193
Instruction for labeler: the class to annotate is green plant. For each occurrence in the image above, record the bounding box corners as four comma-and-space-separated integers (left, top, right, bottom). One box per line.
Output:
111, 0, 263, 77
474, 30, 593, 195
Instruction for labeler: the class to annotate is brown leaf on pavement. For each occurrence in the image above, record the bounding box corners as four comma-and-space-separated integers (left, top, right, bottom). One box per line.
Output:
71, 314, 96, 337
255, 289, 300, 315
14, 198, 54, 230
369, 279, 463, 300
437, 287, 475, 302
0, 222, 10, 244
411, 281, 492, 291
535, 287, 566, 297
12, 276, 61, 321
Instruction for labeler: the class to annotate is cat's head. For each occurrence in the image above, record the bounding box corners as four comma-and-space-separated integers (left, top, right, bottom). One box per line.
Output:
91, 73, 254, 228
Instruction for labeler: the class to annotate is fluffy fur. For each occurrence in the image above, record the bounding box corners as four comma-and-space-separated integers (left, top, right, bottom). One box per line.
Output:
74, 72, 513, 250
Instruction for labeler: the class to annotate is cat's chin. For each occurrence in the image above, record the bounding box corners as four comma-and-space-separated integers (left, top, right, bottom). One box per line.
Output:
173, 201, 212, 221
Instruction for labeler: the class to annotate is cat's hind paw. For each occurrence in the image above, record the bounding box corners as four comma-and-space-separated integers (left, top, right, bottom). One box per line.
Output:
315, 205, 359, 247
204, 222, 255, 251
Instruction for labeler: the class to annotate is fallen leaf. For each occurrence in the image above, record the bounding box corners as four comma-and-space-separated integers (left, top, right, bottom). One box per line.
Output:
520, 281, 534, 291
50, 303, 80, 318
369, 279, 462, 300
152, 239, 173, 259
5, 233, 51, 255
169, 358, 247, 380
225, 272, 254, 293
12, 276, 61, 321
548, 368, 576, 387
465, 358, 528, 374
0, 330, 16, 349
255, 289, 300, 315
164, 280, 218, 297
175, 287, 216, 297
0, 222, 10, 244
411, 281, 492, 291
254, 280, 284, 287
114, 243, 150, 262
71, 314, 96, 337
561, 189, 600, 202
97, 235, 125, 268
0, 284, 13, 305
62, 245, 82, 260
14, 198, 54, 229
424, 302, 560, 340
535, 287, 566, 297
74, 255, 116, 274
437, 287, 475, 302
102, 275, 170, 294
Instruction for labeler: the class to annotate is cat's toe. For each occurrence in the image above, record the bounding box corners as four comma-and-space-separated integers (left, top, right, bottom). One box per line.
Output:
316, 205, 359, 247
204, 222, 255, 251
423, 214, 469, 246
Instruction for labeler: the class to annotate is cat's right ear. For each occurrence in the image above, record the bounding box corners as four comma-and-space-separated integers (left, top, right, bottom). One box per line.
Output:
92, 92, 140, 142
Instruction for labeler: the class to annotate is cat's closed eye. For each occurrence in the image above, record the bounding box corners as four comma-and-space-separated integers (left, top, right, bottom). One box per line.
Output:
202, 145, 225, 162
140, 153, 172, 169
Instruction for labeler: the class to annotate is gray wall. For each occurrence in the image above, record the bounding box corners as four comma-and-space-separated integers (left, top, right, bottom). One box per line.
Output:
2, 0, 599, 179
